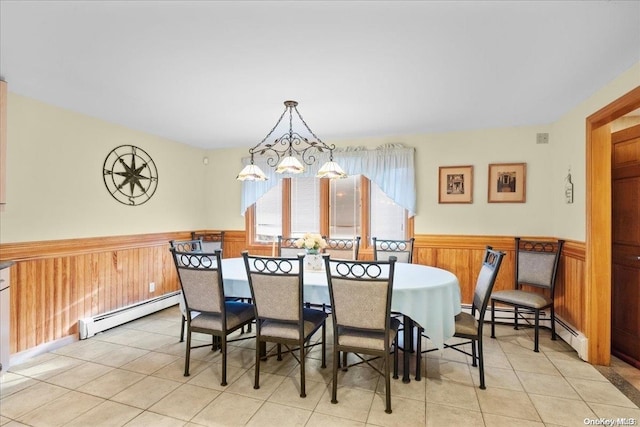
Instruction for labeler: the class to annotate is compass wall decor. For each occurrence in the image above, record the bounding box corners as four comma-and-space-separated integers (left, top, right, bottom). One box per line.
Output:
103, 145, 158, 206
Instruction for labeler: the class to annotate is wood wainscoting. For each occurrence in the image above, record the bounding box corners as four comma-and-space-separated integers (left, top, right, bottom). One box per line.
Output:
0, 232, 586, 360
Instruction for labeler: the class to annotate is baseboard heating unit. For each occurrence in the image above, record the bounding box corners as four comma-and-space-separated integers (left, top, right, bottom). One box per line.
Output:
78, 291, 181, 339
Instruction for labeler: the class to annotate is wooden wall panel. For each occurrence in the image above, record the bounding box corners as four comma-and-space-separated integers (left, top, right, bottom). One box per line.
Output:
0, 231, 586, 358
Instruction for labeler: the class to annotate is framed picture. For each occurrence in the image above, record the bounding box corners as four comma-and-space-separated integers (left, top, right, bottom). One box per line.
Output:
439, 165, 473, 203
488, 162, 526, 203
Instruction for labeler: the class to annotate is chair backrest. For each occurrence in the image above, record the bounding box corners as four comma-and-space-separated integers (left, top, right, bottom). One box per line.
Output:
242, 251, 304, 323
323, 255, 396, 333
277, 235, 304, 257
372, 237, 414, 263
515, 237, 564, 294
170, 248, 225, 318
169, 239, 203, 252
324, 236, 361, 260
472, 246, 505, 317
191, 231, 225, 253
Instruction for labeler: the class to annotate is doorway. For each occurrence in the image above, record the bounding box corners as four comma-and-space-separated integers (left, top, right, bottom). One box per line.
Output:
587, 86, 640, 366
611, 123, 640, 368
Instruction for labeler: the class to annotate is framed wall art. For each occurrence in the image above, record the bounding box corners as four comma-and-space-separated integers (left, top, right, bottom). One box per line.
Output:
439, 165, 473, 203
488, 162, 526, 203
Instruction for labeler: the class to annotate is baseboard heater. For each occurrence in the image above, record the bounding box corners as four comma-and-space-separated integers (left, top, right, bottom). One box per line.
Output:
463, 304, 588, 361
78, 291, 181, 339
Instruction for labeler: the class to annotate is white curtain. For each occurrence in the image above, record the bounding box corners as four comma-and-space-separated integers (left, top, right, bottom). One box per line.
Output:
240, 144, 416, 217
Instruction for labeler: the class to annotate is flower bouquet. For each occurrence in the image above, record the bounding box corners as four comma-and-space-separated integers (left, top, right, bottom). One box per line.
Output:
295, 233, 327, 270
294, 233, 327, 255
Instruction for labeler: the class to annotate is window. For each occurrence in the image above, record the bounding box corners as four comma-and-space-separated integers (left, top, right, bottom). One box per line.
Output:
254, 181, 282, 243
242, 145, 416, 250
248, 175, 411, 250
369, 181, 406, 241
329, 175, 361, 239
291, 177, 320, 236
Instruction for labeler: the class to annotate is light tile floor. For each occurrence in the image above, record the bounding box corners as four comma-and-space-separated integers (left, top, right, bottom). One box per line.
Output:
1, 306, 639, 426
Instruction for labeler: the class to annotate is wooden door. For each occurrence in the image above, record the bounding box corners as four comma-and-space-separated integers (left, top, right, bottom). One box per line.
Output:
612, 123, 640, 368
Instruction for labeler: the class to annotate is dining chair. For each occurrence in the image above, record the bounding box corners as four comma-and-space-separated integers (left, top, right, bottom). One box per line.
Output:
191, 231, 252, 332
323, 254, 400, 414
373, 237, 416, 370
170, 248, 255, 386
372, 237, 415, 263
323, 236, 361, 260
191, 231, 225, 254
491, 237, 564, 352
277, 235, 304, 257
429, 246, 504, 389
242, 251, 327, 398
169, 239, 203, 342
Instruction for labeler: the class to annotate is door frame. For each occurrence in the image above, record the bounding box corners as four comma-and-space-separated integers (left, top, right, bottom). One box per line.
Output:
586, 86, 640, 365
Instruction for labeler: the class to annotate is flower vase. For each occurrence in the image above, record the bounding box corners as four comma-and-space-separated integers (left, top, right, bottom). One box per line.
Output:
304, 249, 323, 271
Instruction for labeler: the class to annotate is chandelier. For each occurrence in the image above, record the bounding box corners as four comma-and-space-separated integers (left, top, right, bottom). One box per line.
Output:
237, 100, 347, 181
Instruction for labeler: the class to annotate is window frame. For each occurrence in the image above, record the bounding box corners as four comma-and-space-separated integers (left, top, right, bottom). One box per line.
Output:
245, 176, 414, 254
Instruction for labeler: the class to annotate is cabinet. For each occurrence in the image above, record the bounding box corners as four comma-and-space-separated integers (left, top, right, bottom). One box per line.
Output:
0, 262, 11, 371
0, 79, 6, 206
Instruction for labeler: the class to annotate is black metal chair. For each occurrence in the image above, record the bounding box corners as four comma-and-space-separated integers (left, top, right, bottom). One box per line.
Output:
491, 237, 564, 352
323, 236, 361, 260
277, 235, 304, 257
170, 248, 254, 386
323, 254, 400, 414
437, 246, 505, 389
169, 239, 203, 342
242, 251, 327, 398
373, 237, 415, 377
372, 237, 415, 263
191, 231, 225, 254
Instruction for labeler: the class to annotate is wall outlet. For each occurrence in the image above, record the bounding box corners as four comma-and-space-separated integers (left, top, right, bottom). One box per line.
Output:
149, 282, 155, 292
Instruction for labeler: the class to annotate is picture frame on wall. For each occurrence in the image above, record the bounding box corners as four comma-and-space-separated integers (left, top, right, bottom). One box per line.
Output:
488, 162, 526, 203
439, 165, 473, 203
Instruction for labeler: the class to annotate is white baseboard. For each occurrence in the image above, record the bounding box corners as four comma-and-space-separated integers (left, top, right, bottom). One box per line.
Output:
79, 292, 180, 339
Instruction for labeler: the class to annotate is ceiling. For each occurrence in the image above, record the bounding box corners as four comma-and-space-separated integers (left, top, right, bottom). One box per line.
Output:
1, 1, 639, 150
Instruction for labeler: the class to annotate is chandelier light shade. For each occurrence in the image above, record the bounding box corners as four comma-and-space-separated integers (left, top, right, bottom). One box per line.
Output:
237, 100, 347, 181
236, 163, 268, 181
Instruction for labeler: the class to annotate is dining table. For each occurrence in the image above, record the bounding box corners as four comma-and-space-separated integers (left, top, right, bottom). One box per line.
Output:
220, 257, 462, 383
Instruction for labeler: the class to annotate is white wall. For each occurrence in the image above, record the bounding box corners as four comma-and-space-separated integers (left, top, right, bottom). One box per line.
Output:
208, 62, 640, 241
0, 94, 209, 243
207, 126, 557, 237
2, 62, 638, 243
551, 62, 640, 241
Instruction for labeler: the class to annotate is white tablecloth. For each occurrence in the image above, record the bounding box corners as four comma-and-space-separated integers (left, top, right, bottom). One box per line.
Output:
221, 258, 461, 349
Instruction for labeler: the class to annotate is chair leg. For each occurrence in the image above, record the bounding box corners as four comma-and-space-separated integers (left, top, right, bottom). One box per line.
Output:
221, 336, 227, 386
254, 339, 261, 390
331, 347, 339, 404
300, 341, 306, 398
534, 310, 540, 352
321, 323, 327, 369
384, 352, 392, 414
478, 338, 486, 390
184, 325, 191, 377
551, 306, 557, 340
394, 337, 400, 381
277, 343, 282, 361
180, 315, 186, 342
471, 338, 478, 367
342, 352, 348, 371
490, 300, 496, 338
514, 307, 519, 330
